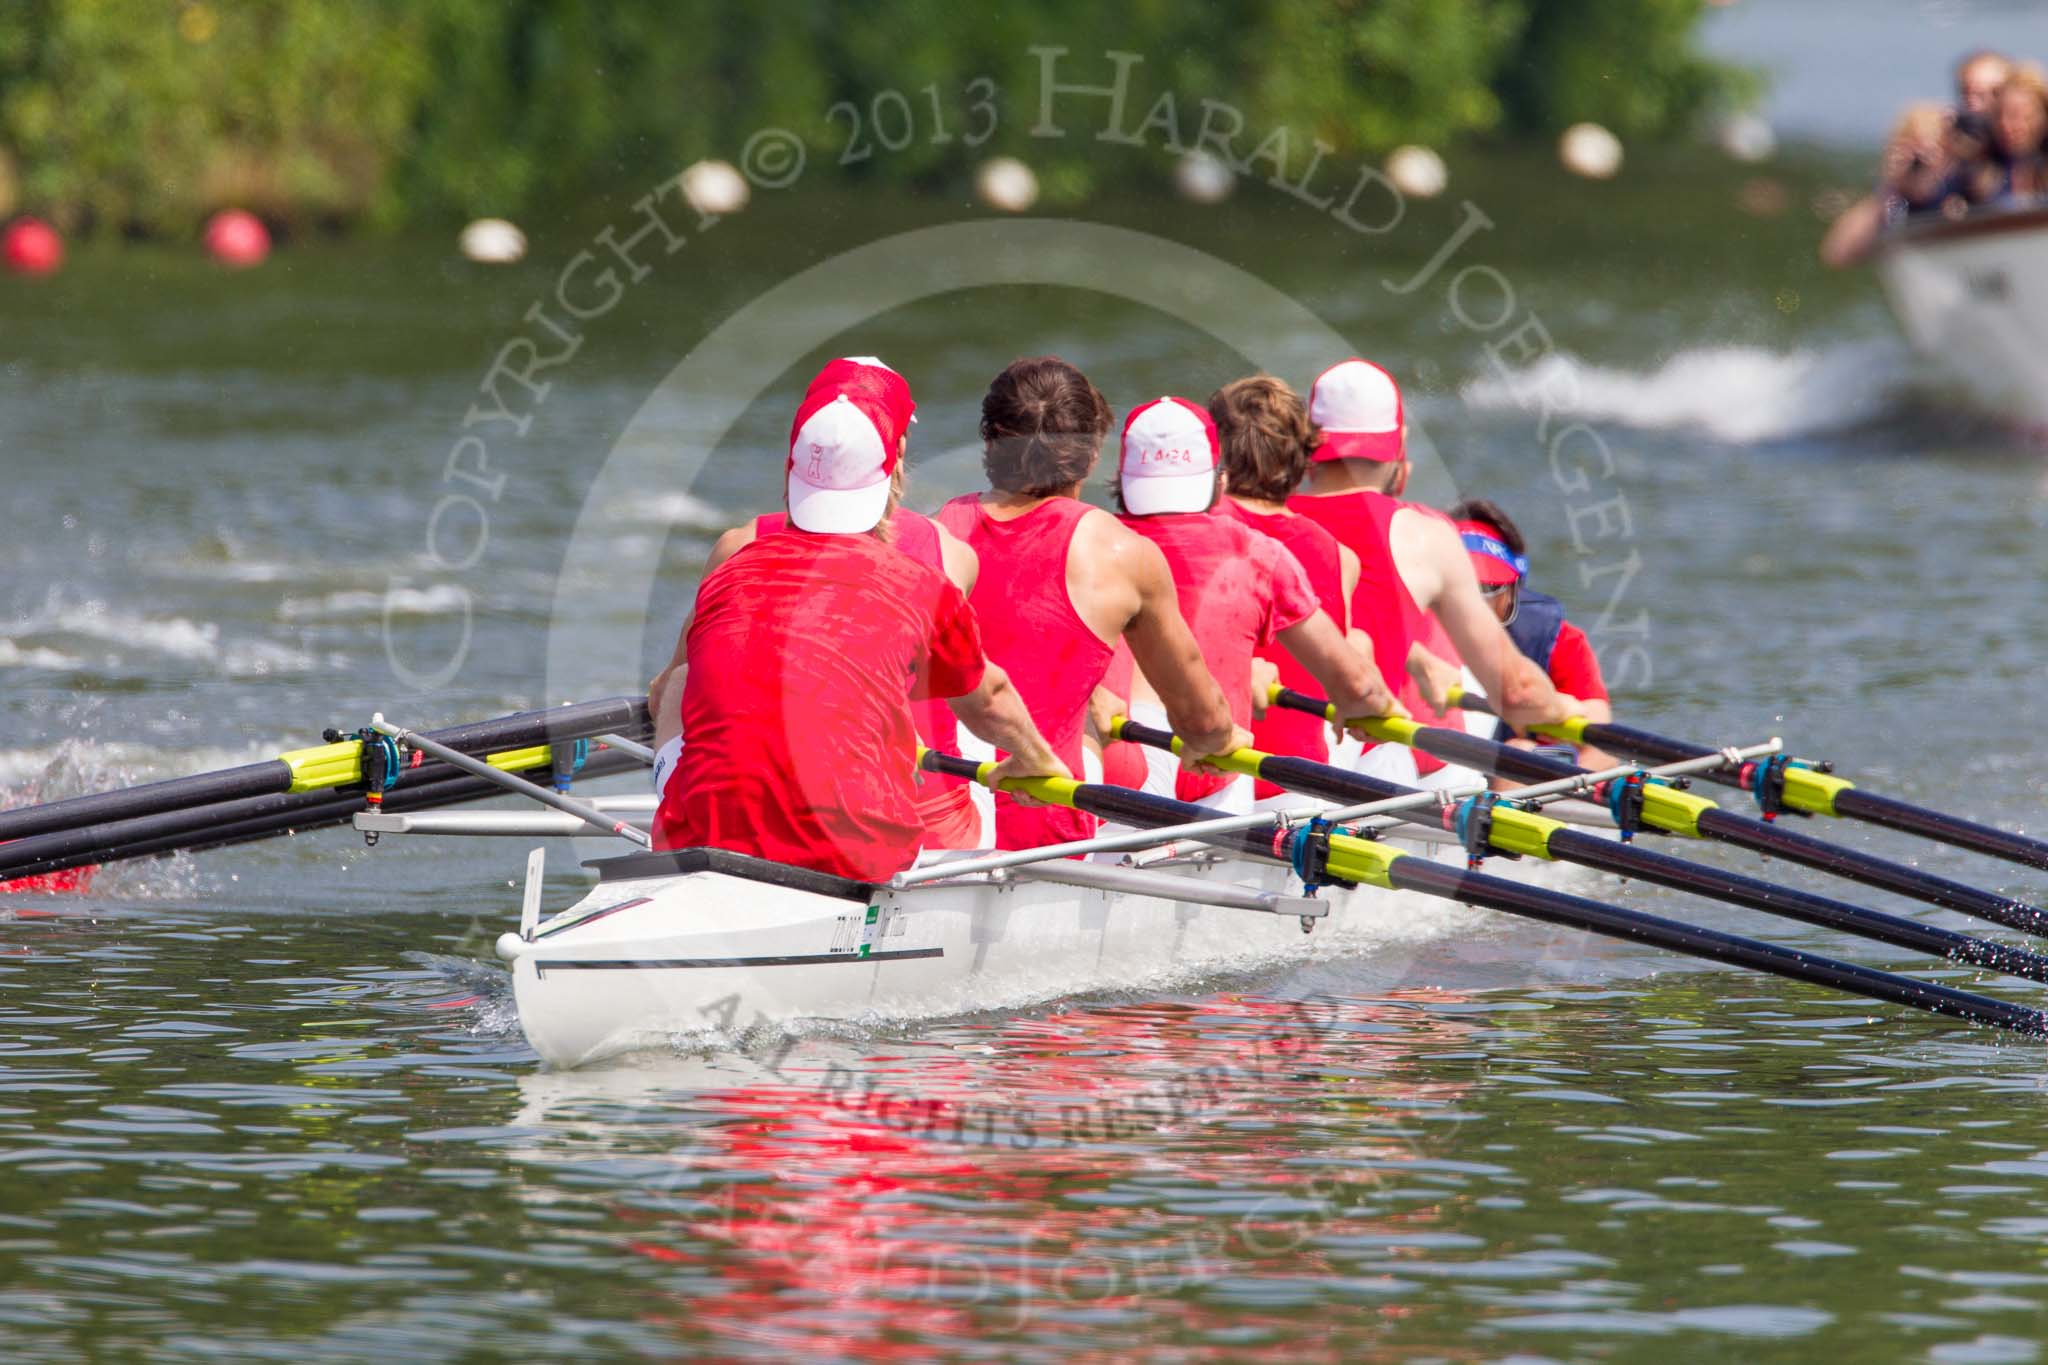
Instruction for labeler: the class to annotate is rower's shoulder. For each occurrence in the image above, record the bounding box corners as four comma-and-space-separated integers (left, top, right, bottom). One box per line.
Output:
704, 523, 757, 574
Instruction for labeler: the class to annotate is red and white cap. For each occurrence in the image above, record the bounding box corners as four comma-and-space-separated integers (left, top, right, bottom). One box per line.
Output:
1309, 358, 1405, 463
786, 383, 906, 534
1118, 396, 1220, 516
807, 356, 917, 432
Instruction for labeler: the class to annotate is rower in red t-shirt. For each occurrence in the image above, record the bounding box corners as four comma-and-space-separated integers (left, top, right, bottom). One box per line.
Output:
935, 356, 1239, 851
1289, 358, 1575, 782
646, 357, 989, 850
1447, 497, 1621, 774
652, 365, 1067, 882
1113, 395, 1403, 813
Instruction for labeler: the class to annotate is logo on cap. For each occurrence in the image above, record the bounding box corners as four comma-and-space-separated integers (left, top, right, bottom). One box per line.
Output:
1119, 397, 1221, 516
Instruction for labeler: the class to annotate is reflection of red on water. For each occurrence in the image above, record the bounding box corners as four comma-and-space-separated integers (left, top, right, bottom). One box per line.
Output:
0, 863, 96, 896
598, 993, 1482, 1355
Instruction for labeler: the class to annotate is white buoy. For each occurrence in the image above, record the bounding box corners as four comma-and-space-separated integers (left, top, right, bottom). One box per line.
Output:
458, 218, 527, 265
975, 157, 1039, 213
1717, 113, 1778, 164
1559, 122, 1624, 180
681, 159, 749, 217
1385, 145, 1448, 199
1174, 149, 1235, 204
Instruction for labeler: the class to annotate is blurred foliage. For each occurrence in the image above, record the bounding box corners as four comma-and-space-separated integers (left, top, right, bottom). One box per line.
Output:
0, 0, 1749, 235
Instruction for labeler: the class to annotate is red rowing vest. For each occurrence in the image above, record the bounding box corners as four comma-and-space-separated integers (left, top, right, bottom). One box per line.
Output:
1222, 500, 1347, 797
935, 494, 1113, 849
755, 509, 976, 845
1288, 489, 1453, 773
1117, 509, 1318, 801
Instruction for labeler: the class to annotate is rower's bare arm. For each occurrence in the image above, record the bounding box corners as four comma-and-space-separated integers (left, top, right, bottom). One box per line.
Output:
1117, 532, 1239, 759
936, 522, 979, 595
1086, 683, 1124, 746
949, 661, 1071, 784
1275, 610, 1404, 733
1422, 516, 1567, 733
651, 664, 687, 750
1820, 194, 1884, 269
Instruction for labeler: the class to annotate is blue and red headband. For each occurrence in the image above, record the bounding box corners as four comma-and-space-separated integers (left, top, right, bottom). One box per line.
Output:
1456, 521, 1528, 587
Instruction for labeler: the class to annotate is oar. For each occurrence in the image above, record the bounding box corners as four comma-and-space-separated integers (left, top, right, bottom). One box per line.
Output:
1271, 687, 2048, 939
0, 696, 652, 845
1447, 692, 2048, 874
1111, 717, 2048, 984
367, 714, 649, 847
0, 749, 650, 884
918, 750, 2048, 1037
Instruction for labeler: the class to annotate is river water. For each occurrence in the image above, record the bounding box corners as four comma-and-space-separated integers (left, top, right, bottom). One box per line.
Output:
5, 85, 2048, 1361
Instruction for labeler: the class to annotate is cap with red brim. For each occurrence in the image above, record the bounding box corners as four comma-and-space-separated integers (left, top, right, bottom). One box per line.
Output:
1309, 358, 1405, 463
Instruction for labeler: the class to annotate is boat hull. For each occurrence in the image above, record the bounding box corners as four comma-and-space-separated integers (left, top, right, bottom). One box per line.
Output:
1876, 209, 2048, 427
503, 845, 1482, 1069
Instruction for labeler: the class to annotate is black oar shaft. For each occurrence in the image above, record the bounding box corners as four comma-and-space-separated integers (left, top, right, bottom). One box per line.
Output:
1269, 688, 2048, 937
1528, 714, 2048, 875
0, 749, 648, 883
0, 696, 651, 844
1386, 856, 2048, 1036
1547, 829, 2048, 983
1831, 788, 2048, 872
928, 748, 2048, 1037
1118, 717, 2048, 983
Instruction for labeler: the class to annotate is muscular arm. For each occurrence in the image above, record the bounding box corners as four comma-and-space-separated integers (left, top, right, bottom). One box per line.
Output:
948, 660, 1069, 782
1274, 609, 1402, 733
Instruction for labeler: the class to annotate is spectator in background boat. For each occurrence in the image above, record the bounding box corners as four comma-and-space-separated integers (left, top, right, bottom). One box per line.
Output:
1822, 103, 1972, 267
1443, 498, 1619, 776
935, 356, 1242, 851
651, 366, 1068, 882
1987, 71, 2048, 204
1952, 49, 2012, 165
1110, 394, 1403, 815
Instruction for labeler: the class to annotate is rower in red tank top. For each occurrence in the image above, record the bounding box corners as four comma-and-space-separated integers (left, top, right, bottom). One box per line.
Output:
1288, 358, 1576, 767
934, 356, 1242, 849
936, 493, 1108, 846
1114, 396, 1404, 812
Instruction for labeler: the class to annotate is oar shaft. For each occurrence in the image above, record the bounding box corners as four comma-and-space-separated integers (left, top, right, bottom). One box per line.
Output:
371, 716, 650, 847
0, 696, 652, 844
1831, 788, 2048, 872
1117, 717, 2048, 982
928, 748, 2048, 1037
1272, 687, 2048, 936
1547, 829, 2048, 983
1385, 856, 2048, 1036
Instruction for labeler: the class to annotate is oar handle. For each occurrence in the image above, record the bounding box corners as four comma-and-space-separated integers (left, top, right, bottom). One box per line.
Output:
915, 747, 1085, 809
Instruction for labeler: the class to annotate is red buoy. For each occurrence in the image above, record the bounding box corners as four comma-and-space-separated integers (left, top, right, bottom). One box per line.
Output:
2, 217, 63, 276
204, 209, 270, 268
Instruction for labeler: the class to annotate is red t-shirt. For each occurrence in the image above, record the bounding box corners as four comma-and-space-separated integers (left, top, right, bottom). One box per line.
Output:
654, 532, 985, 882
1547, 621, 1608, 702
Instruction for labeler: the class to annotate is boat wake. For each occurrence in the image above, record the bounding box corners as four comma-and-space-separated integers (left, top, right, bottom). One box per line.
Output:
1462, 339, 1927, 444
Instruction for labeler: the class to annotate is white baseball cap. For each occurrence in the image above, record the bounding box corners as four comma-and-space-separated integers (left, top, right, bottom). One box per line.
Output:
1118, 396, 1221, 516
1309, 358, 1405, 462
785, 389, 902, 533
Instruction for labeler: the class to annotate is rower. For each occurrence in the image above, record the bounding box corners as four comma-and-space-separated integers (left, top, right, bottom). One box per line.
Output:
651, 367, 1067, 882
1115, 395, 1402, 813
1289, 358, 1576, 781
1210, 375, 1372, 807
648, 357, 989, 849
1447, 497, 1620, 773
934, 356, 1239, 849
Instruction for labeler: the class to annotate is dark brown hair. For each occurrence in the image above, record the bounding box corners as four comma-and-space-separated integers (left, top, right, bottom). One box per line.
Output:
979, 356, 1112, 496
1209, 375, 1318, 502
1446, 497, 1524, 556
